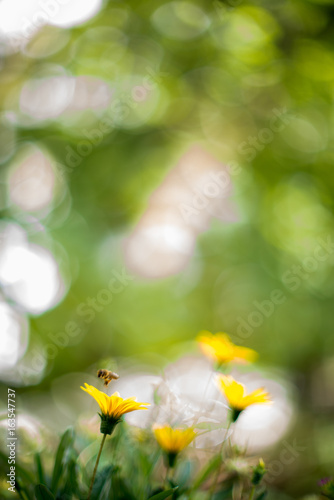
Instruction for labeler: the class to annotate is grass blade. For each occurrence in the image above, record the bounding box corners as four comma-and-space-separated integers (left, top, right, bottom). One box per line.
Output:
148, 487, 178, 500
50, 428, 75, 493
34, 484, 55, 500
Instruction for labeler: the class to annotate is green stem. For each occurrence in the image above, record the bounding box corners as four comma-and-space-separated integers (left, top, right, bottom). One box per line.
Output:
249, 485, 256, 500
165, 463, 170, 488
88, 433, 107, 500
207, 421, 232, 499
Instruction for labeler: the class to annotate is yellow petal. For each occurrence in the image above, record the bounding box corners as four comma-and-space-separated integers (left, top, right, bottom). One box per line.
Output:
153, 425, 196, 453
216, 375, 271, 411
197, 331, 258, 364
81, 384, 150, 419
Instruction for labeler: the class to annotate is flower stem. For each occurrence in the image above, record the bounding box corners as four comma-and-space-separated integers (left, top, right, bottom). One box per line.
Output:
88, 433, 107, 500
165, 464, 170, 487
249, 485, 256, 500
207, 421, 232, 499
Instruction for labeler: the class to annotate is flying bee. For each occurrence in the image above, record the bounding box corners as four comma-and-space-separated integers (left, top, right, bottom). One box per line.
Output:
97, 369, 119, 387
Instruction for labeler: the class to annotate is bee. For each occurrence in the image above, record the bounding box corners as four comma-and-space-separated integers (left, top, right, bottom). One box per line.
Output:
97, 369, 119, 387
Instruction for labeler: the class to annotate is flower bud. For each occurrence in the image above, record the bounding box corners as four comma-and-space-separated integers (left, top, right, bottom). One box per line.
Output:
251, 458, 266, 486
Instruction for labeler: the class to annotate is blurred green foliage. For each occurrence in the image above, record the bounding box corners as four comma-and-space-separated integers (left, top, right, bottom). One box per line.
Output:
0, 424, 267, 500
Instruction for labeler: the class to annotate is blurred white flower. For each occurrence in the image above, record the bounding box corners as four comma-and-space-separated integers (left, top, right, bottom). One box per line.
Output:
124, 145, 238, 279
0, 222, 65, 314
0, 301, 28, 372
9, 147, 56, 212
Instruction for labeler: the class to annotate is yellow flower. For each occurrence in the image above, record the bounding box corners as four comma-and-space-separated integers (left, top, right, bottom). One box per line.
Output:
81, 383, 150, 434
153, 425, 196, 466
197, 331, 257, 366
216, 375, 271, 422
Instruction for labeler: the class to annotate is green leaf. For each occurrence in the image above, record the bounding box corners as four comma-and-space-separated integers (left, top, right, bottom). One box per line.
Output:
148, 487, 178, 500
176, 460, 193, 487
16, 479, 33, 500
192, 454, 221, 490
34, 484, 55, 500
59, 455, 80, 499
34, 453, 46, 485
91, 465, 114, 499
213, 488, 234, 500
110, 474, 138, 500
255, 492, 267, 500
51, 428, 75, 493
